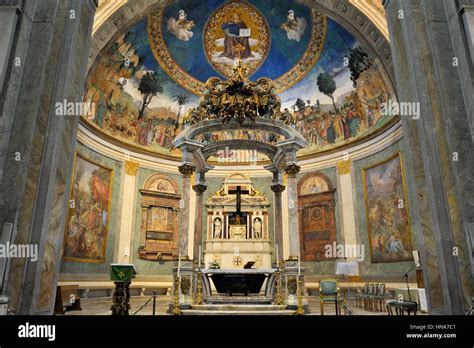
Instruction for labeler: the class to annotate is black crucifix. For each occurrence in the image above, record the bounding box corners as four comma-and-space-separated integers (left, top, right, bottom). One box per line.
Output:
228, 186, 249, 217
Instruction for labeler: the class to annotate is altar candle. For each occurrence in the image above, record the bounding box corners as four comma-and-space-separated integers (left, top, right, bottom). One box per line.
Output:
199, 246, 202, 268
177, 252, 181, 278
276, 246, 279, 268
298, 252, 301, 276
413, 250, 420, 267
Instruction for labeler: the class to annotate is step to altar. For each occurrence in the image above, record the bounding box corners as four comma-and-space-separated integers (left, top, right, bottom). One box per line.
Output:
204, 295, 273, 305
191, 304, 287, 311
180, 296, 296, 315
181, 309, 294, 315
181, 309, 295, 316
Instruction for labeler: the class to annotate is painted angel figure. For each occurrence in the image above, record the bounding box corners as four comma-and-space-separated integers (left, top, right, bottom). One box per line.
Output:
167, 9, 195, 41
281, 10, 307, 42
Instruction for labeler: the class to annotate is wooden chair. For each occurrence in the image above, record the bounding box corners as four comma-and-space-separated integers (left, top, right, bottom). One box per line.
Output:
368, 283, 380, 311
386, 299, 418, 315
319, 279, 340, 315
355, 283, 369, 308
372, 283, 386, 311
364, 283, 375, 311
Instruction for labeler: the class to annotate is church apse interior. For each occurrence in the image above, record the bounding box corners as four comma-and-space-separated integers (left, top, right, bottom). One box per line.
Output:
0, 0, 473, 322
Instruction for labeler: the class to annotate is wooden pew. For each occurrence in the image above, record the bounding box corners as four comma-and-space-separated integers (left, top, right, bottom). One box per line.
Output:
54, 285, 82, 314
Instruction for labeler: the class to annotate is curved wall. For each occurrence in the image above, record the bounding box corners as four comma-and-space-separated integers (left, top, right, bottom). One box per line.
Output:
60, 0, 419, 284
60, 121, 416, 283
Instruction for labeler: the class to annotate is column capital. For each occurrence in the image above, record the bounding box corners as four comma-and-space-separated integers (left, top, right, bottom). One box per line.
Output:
271, 184, 286, 194
284, 164, 300, 177
124, 160, 139, 176
178, 163, 196, 177
192, 184, 207, 194
336, 160, 352, 175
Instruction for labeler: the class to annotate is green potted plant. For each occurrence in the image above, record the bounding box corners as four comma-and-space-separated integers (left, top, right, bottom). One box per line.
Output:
209, 260, 220, 269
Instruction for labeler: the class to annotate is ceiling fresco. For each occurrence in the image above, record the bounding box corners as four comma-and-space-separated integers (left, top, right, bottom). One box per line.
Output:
82, 0, 397, 160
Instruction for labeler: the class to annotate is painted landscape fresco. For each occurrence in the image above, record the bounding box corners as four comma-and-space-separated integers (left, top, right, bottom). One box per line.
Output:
63, 154, 113, 262
363, 153, 413, 263
82, 0, 396, 159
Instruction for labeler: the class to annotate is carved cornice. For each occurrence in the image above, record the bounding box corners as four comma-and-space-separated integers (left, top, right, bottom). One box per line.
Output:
336, 160, 352, 175
89, 0, 162, 67
349, 0, 387, 40
93, 0, 129, 33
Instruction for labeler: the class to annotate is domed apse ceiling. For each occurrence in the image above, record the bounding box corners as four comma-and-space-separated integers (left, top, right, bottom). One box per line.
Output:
83, 0, 397, 161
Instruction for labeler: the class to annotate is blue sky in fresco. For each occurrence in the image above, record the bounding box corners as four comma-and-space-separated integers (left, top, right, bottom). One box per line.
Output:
120, 0, 360, 108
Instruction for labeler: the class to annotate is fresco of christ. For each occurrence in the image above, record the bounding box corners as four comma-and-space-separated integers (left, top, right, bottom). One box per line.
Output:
220, 13, 253, 60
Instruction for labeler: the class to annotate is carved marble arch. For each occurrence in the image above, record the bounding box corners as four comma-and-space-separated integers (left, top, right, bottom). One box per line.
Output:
297, 173, 337, 261
139, 174, 181, 261
173, 118, 306, 173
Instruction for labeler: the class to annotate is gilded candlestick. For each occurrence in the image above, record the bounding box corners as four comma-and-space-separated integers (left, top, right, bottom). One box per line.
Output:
171, 276, 182, 315
295, 277, 305, 315
194, 270, 204, 305
274, 270, 283, 305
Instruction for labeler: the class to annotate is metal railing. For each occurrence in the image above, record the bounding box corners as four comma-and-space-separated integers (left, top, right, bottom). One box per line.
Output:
337, 299, 353, 315
133, 290, 157, 316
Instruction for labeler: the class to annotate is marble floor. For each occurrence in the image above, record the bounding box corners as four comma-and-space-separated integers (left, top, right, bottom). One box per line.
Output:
63, 296, 394, 316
